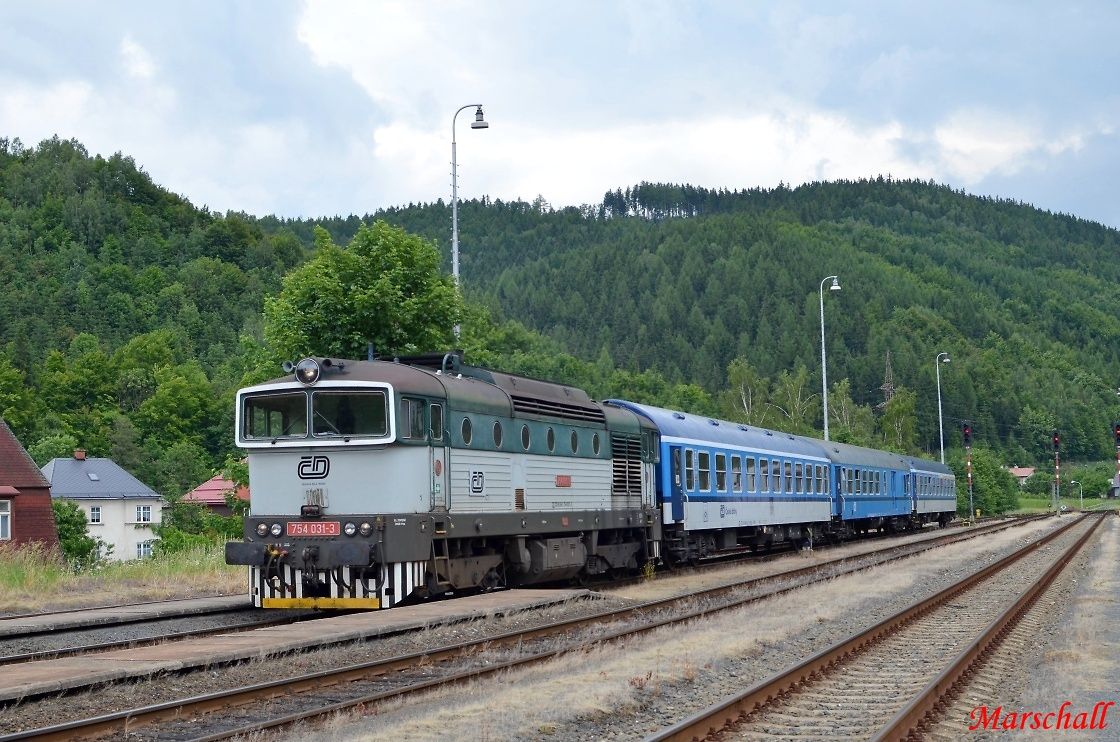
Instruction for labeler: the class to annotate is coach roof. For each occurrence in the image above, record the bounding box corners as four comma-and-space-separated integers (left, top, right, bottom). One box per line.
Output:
605, 400, 828, 460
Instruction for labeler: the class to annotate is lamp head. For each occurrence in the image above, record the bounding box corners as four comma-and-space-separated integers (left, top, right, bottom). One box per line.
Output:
829, 277, 841, 291
471, 105, 489, 129
941, 355, 951, 364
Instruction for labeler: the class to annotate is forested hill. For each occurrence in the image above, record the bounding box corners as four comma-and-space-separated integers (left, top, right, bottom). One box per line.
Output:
1, 136, 1118, 484
273, 180, 1120, 465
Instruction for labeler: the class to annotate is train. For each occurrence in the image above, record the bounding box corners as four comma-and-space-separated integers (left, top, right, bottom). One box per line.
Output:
225, 352, 958, 609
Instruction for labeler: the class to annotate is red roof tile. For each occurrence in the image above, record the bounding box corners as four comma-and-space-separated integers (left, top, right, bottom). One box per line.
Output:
0, 418, 50, 488
183, 474, 250, 505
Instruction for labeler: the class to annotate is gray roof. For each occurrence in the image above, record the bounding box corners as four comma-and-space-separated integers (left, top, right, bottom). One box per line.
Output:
42, 457, 162, 500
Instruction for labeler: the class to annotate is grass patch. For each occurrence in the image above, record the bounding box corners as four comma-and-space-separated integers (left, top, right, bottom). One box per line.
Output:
1011, 496, 1120, 514
0, 540, 245, 614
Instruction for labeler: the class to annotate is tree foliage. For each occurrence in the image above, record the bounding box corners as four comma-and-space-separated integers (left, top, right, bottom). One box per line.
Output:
264, 223, 462, 361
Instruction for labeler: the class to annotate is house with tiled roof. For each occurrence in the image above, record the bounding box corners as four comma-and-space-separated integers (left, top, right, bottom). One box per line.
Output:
182, 474, 249, 516
42, 450, 163, 561
1007, 466, 1036, 487
0, 418, 61, 549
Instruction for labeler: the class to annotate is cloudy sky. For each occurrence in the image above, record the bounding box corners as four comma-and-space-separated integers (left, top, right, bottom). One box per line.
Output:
3, 2, 1118, 226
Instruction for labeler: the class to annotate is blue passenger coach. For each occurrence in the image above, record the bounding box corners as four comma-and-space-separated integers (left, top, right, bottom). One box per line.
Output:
605, 400, 834, 560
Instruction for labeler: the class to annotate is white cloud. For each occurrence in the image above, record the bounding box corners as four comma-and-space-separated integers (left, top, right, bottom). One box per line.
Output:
119, 36, 156, 80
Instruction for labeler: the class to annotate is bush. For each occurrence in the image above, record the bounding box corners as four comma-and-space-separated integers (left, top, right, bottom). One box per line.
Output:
51, 500, 102, 569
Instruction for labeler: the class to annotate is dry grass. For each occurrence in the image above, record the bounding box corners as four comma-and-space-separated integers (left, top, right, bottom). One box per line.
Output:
0, 542, 245, 613
289, 517, 1060, 741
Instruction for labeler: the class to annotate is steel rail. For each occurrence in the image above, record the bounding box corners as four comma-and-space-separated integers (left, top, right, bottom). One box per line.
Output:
0, 516, 1047, 741
647, 514, 1099, 742
872, 513, 1107, 740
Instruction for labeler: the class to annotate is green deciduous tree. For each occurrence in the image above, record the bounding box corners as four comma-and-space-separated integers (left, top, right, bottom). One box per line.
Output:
264, 222, 462, 361
51, 499, 101, 568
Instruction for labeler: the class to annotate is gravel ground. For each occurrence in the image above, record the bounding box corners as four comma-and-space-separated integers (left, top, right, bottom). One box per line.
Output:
949, 513, 1120, 741
0, 518, 1053, 739
282, 518, 1066, 741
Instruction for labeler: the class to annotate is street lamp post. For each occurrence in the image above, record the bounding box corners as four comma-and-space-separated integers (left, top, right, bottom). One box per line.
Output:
819, 275, 841, 441
1071, 479, 1083, 511
451, 104, 489, 338
935, 352, 951, 464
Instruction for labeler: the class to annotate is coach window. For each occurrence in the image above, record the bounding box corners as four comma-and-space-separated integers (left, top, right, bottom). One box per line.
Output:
685, 449, 696, 490
772, 459, 781, 493
746, 457, 756, 492
732, 456, 743, 492
815, 465, 824, 494
430, 404, 444, 441
715, 453, 727, 492
493, 421, 504, 447
795, 462, 803, 494
782, 461, 792, 494
698, 451, 712, 491
547, 427, 556, 452
461, 417, 473, 446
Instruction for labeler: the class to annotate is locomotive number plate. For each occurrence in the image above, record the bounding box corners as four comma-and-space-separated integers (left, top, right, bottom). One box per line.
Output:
287, 521, 341, 537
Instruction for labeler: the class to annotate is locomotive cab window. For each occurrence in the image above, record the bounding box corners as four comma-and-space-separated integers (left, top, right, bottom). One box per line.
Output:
430, 404, 444, 441
243, 392, 307, 439
313, 391, 389, 437
398, 398, 426, 440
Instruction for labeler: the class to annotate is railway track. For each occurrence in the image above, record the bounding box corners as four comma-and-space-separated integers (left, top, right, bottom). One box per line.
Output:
649, 512, 1104, 741
1, 515, 1053, 741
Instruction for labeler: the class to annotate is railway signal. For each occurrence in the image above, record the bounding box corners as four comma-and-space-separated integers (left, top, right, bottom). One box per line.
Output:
962, 424, 972, 447
1113, 421, 1120, 446
1052, 430, 1060, 451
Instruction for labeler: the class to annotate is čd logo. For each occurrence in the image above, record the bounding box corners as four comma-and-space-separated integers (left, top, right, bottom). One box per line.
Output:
298, 455, 331, 480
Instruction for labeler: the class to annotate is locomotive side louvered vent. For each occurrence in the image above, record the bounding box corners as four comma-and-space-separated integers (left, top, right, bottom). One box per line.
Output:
511, 395, 606, 423
611, 434, 642, 496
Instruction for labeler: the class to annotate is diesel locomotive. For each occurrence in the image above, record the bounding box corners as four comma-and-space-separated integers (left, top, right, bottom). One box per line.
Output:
225, 353, 956, 609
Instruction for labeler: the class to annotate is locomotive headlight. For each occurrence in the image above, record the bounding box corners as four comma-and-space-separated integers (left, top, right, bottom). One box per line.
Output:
359, 522, 373, 536
256, 523, 269, 537
270, 523, 283, 537
343, 522, 357, 537
294, 358, 321, 385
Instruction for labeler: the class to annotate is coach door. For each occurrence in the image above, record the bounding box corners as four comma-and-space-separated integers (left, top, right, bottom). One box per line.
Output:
430, 403, 450, 511
669, 446, 686, 522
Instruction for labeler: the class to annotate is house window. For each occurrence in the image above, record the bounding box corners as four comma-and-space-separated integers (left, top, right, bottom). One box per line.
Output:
136, 541, 153, 558
0, 500, 9, 540
89, 506, 102, 524
135, 505, 152, 523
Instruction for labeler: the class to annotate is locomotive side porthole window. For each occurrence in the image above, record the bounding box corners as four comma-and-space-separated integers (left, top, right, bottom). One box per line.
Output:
430, 404, 444, 441
570, 430, 579, 453
592, 433, 601, 455
521, 425, 531, 450
492, 420, 503, 447
546, 427, 555, 452
461, 417, 473, 446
